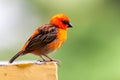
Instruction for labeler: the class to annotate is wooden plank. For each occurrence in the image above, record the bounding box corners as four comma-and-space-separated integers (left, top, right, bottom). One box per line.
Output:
0, 61, 58, 80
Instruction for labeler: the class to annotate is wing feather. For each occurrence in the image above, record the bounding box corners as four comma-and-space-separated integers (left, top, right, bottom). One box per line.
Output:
24, 24, 58, 52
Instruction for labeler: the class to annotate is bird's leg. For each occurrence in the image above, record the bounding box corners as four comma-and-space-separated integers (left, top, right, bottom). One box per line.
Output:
39, 55, 46, 62
43, 54, 60, 65
43, 54, 54, 61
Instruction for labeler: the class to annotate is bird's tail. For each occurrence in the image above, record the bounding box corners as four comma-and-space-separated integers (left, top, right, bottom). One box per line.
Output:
9, 50, 25, 63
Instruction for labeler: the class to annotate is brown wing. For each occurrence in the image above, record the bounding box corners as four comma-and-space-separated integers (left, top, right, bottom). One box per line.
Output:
24, 24, 58, 52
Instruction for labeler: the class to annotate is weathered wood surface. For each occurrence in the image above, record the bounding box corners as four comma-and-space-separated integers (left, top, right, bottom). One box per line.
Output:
0, 61, 58, 80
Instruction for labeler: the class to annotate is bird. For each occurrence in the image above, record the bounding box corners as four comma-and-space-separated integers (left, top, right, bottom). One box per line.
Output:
9, 14, 72, 63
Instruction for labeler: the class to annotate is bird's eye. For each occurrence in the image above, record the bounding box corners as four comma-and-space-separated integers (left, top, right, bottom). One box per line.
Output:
62, 20, 68, 25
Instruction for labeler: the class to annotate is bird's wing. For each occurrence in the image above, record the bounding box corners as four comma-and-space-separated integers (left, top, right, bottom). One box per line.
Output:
22, 24, 58, 52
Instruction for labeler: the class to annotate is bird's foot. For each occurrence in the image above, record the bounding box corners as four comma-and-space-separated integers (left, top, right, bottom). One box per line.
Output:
37, 59, 46, 62
37, 59, 60, 66
49, 59, 61, 66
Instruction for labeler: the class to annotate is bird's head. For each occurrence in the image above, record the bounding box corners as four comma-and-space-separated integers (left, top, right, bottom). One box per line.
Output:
50, 14, 72, 30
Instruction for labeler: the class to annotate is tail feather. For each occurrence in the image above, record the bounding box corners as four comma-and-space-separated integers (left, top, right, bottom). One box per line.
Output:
9, 51, 25, 63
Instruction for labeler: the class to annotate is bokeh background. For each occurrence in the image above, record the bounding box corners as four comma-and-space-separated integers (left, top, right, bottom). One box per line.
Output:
0, 0, 120, 80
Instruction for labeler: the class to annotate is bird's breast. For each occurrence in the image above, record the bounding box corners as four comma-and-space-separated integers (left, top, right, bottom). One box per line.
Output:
57, 29, 67, 42
44, 29, 67, 53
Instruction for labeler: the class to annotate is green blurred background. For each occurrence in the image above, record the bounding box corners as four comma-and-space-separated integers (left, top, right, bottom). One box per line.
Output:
0, 0, 120, 80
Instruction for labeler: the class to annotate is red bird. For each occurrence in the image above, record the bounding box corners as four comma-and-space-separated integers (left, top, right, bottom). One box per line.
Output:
9, 14, 72, 63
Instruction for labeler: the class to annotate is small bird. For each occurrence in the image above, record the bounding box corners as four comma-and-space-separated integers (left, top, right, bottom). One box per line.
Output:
9, 14, 72, 63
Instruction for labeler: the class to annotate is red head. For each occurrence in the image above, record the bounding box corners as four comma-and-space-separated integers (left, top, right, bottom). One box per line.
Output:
50, 14, 72, 30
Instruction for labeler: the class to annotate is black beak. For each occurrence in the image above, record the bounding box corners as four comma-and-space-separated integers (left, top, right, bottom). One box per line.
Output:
62, 20, 72, 28
67, 23, 72, 28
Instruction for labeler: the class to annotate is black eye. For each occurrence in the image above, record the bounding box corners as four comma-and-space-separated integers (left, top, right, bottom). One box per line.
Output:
62, 20, 69, 25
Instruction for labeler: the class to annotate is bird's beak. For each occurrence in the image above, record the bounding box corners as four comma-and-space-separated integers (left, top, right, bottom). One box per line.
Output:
67, 23, 72, 28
